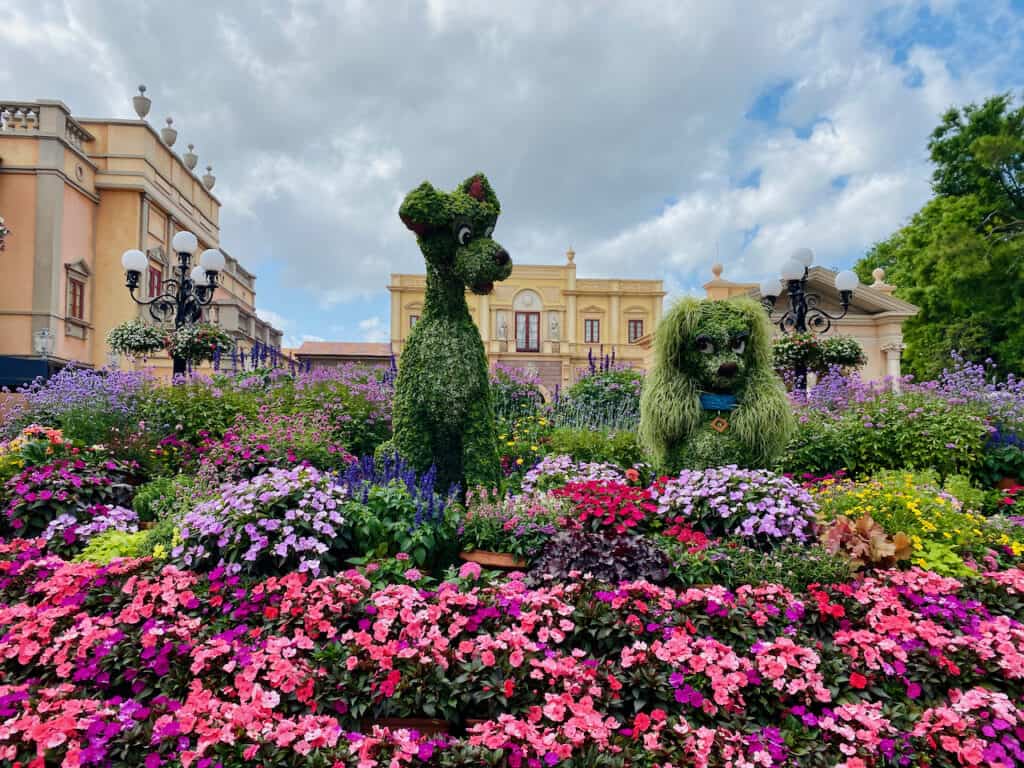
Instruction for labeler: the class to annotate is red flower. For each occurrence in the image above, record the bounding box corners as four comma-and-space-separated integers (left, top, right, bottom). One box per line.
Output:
849, 672, 868, 689
504, 679, 515, 698
551, 480, 657, 535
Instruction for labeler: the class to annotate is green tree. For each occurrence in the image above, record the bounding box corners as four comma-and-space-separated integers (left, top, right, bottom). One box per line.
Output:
856, 93, 1024, 378
929, 93, 1024, 233
857, 195, 1024, 379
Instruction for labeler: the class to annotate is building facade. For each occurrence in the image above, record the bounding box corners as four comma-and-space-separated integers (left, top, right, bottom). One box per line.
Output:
698, 263, 918, 383
0, 98, 280, 383
388, 249, 665, 394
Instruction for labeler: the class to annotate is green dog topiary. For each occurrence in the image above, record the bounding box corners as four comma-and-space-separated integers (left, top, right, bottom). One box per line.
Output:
387, 173, 513, 491
639, 297, 794, 472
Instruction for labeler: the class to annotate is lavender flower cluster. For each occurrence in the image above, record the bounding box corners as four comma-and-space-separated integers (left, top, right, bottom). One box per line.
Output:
42, 504, 139, 552
521, 453, 626, 493
652, 465, 818, 545
4, 367, 153, 435
173, 465, 350, 577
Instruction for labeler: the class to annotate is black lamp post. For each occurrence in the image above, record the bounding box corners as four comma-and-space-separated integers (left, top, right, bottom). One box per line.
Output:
121, 230, 225, 378
758, 248, 860, 391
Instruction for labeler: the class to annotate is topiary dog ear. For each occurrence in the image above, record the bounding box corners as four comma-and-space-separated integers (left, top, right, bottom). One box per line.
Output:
399, 182, 449, 236
459, 173, 500, 212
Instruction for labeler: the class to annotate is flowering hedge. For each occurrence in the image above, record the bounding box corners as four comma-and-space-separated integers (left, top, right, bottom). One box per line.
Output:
1, 539, 1024, 766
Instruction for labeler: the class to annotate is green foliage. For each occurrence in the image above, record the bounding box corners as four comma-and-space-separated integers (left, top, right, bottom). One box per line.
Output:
344, 482, 461, 573
554, 368, 642, 430
783, 390, 990, 478
639, 297, 793, 472
140, 379, 257, 445
392, 173, 512, 491
928, 93, 1024, 214
546, 427, 642, 468
856, 94, 1024, 379
74, 529, 149, 564
665, 540, 853, 592
981, 442, 1024, 486
490, 365, 544, 422
773, 333, 866, 378
132, 476, 176, 523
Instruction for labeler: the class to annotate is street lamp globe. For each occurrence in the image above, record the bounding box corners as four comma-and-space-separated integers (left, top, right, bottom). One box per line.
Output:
759, 277, 781, 299
171, 230, 198, 254
121, 249, 147, 274
780, 259, 804, 281
199, 248, 225, 273
792, 247, 815, 267
834, 269, 859, 293
190, 265, 210, 285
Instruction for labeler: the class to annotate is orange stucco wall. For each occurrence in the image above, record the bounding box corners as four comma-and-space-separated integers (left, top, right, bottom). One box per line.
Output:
55, 184, 96, 363
0, 174, 39, 356
91, 189, 141, 366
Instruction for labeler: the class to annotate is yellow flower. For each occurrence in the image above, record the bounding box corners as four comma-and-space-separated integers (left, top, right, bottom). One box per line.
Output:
152, 544, 168, 560
516, 458, 524, 466
530, 445, 539, 451
506, 441, 515, 447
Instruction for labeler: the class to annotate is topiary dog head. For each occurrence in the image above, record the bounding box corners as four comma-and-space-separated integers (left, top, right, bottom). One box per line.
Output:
399, 173, 512, 295
656, 297, 773, 395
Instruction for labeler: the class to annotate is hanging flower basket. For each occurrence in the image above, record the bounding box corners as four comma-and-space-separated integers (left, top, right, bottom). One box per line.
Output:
106, 320, 166, 358
166, 322, 235, 364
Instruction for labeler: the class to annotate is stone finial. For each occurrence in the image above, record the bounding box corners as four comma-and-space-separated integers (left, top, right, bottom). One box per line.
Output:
566, 247, 575, 264
870, 267, 895, 295
132, 85, 151, 119
711, 263, 724, 279
202, 165, 216, 191
183, 143, 198, 170
160, 116, 177, 147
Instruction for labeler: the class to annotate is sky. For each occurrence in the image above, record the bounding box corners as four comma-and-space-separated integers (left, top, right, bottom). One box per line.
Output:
1, 0, 1022, 347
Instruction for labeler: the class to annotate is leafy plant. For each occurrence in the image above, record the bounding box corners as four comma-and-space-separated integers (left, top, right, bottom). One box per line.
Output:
824, 514, 912, 570
132, 476, 176, 523
528, 530, 670, 585
74, 529, 150, 564
667, 541, 854, 592
546, 427, 643, 468
459, 488, 560, 561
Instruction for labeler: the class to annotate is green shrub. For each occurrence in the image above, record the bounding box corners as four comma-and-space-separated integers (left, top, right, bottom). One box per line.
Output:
665, 540, 853, 592
490, 364, 544, 422
132, 477, 177, 523
74, 529, 149, 564
140, 380, 257, 445
784, 390, 989, 478
546, 427, 642, 468
553, 368, 642, 430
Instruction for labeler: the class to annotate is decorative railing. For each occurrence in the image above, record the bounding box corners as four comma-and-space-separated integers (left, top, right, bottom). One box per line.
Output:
0, 103, 40, 132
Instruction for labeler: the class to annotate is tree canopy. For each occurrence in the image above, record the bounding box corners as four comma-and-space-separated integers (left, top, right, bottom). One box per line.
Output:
856, 93, 1024, 379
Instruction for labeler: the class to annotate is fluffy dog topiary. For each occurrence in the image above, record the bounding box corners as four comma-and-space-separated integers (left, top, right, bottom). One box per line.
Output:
386, 173, 513, 491
639, 297, 794, 473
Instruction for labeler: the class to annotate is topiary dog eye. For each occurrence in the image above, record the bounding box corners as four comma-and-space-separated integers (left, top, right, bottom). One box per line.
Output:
696, 335, 714, 354
731, 338, 746, 354
456, 224, 473, 245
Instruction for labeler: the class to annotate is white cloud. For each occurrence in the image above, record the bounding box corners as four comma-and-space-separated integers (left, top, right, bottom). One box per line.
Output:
358, 316, 389, 343
1, 0, 1019, 341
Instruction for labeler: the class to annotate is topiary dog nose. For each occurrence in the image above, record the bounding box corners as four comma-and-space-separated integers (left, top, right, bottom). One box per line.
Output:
717, 362, 738, 378
493, 249, 510, 266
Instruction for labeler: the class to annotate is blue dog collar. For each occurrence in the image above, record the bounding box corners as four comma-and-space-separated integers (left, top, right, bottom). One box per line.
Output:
700, 393, 738, 411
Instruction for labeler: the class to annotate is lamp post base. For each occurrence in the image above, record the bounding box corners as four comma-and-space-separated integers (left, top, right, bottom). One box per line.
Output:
172, 355, 187, 380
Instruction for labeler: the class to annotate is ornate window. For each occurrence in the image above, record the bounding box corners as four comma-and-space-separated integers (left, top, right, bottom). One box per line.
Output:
516, 311, 540, 352
409, 314, 419, 329
148, 266, 163, 298
628, 319, 644, 342
68, 278, 85, 320
584, 318, 600, 343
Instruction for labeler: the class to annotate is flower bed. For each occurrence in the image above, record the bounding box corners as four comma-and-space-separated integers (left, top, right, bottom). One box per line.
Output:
1, 539, 1023, 766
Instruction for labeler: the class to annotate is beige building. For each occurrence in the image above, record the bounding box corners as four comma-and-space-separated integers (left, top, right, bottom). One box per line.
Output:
699, 263, 918, 383
295, 341, 392, 368
388, 249, 665, 394
0, 95, 280, 384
